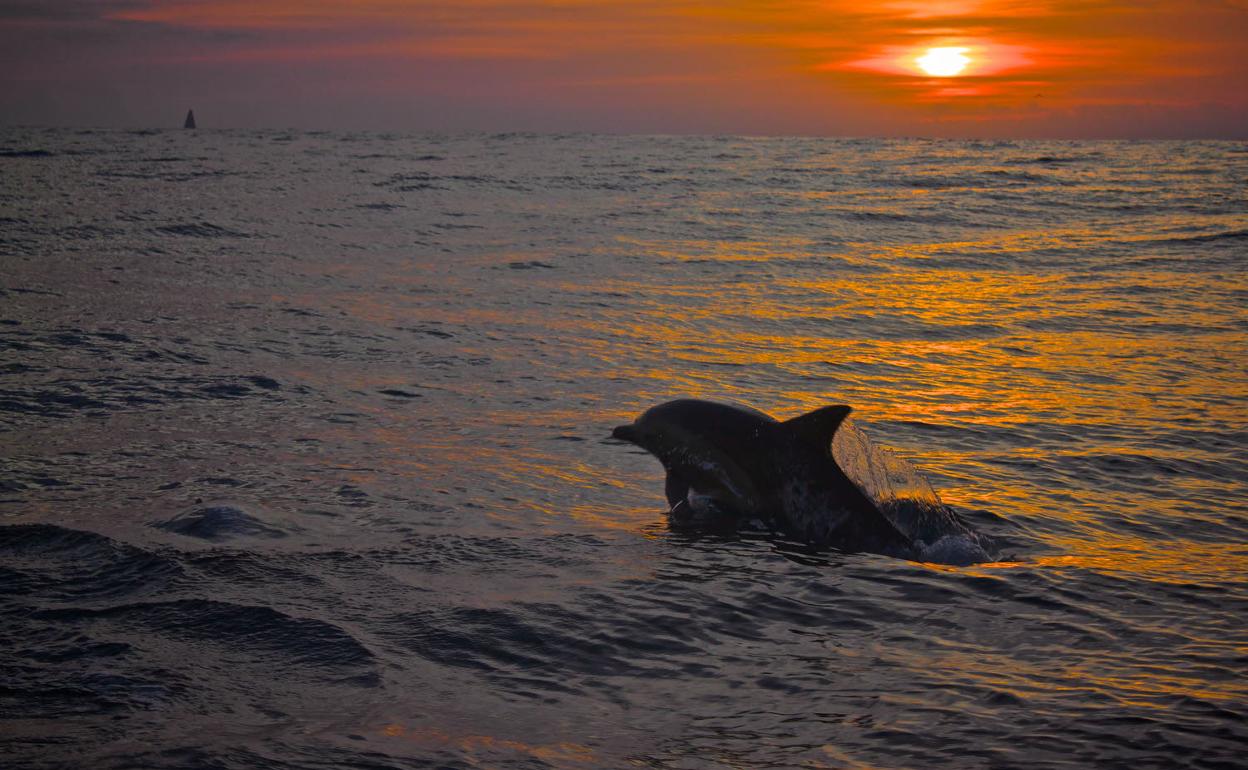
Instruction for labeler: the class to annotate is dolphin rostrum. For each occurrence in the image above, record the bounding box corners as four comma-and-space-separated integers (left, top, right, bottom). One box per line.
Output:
612, 399, 989, 563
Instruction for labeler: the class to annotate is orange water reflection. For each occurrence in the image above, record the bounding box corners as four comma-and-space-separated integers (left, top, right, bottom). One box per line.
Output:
295, 221, 1242, 566
379, 722, 594, 766
239, 145, 1248, 595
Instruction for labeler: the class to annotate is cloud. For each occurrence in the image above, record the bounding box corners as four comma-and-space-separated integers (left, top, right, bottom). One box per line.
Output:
0, 1, 148, 21
0, 0, 1243, 135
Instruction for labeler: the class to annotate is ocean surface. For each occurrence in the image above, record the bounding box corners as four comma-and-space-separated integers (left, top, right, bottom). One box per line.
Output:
1, 129, 1245, 769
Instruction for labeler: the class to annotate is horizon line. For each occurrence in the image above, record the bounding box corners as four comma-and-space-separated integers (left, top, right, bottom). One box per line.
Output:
2, 122, 1245, 143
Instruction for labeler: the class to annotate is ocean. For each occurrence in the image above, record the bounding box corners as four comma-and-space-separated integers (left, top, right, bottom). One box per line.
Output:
1, 128, 1245, 769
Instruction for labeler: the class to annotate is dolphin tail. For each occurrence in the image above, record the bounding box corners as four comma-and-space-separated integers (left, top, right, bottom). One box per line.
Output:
780, 405, 852, 449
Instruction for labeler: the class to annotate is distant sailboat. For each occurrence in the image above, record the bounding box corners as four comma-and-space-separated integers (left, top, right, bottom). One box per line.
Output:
184, 109, 196, 129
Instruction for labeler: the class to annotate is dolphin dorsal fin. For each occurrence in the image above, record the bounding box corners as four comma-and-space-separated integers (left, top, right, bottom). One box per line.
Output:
782, 405, 852, 448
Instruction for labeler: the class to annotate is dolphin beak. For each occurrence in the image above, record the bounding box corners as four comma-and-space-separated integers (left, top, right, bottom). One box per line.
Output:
611, 424, 639, 443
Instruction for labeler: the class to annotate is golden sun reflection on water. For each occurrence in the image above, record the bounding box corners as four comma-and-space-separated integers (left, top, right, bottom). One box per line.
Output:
1032, 540, 1248, 584
262, 153, 1245, 594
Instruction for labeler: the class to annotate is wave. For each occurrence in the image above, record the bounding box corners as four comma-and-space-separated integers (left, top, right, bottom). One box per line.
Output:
153, 222, 255, 238
0, 375, 287, 420
1152, 228, 1248, 245
34, 599, 375, 670
0, 524, 183, 604
0, 148, 55, 158
153, 504, 289, 542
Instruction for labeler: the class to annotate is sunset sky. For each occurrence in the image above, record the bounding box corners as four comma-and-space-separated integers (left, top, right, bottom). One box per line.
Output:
2, 1, 1245, 137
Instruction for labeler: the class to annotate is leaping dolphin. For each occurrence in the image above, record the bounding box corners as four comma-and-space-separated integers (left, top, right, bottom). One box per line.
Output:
611, 399, 990, 564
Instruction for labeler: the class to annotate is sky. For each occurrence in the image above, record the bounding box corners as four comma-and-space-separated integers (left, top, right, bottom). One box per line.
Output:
1, 1, 1245, 137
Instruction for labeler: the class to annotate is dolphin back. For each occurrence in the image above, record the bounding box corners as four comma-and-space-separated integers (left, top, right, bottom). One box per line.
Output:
779, 404, 853, 450
770, 405, 918, 557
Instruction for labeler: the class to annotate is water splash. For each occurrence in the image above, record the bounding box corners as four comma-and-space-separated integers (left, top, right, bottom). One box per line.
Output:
833, 417, 990, 564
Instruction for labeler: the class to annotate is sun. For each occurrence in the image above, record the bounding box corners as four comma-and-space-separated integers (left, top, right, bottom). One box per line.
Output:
916, 47, 971, 77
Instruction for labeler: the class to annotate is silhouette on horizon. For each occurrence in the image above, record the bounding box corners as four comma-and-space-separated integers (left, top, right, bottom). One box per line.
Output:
184, 109, 196, 129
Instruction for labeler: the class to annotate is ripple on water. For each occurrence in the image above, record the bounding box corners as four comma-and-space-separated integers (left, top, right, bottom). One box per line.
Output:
0, 524, 183, 603
153, 503, 289, 542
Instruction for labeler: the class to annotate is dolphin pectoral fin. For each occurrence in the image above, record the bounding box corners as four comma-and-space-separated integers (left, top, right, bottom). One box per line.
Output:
781, 405, 852, 449
667, 498, 698, 531
664, 471, 690, 508
671, 489, 744, 533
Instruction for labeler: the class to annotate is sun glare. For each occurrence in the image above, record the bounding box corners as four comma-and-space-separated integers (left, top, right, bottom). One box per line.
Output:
916, 47, 971, 77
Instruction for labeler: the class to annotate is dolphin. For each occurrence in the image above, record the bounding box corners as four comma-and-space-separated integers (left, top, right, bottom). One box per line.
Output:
612, 399, 918, 558
612, 399, 989, 563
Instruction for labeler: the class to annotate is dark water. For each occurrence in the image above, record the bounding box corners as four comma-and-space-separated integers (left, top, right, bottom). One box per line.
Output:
2, 129, 1246, 769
